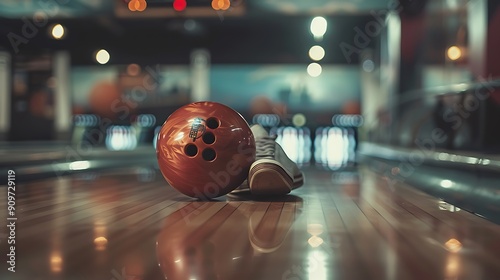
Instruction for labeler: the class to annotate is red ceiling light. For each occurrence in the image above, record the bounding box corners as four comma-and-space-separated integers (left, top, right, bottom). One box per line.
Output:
173, 0, 187, 12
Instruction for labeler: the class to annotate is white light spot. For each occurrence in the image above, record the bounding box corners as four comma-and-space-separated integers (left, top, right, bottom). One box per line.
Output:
310, 16, 327, 39
307, 63, 322, 77
440, 180, 454, 188
96, 49, 110, 65
69, 161, 90, 171
309, 45, 325, 61
51, 24, 65, 39
175, 132, 185, 141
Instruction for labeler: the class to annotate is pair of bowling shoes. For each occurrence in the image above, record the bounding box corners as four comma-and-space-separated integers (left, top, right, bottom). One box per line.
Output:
230, 124, 304, 196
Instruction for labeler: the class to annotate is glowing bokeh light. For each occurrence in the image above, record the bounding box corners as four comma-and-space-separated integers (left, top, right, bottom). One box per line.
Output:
173, 0, 187, 11
292, 113, 307, 127
308, 236, 324, 248
445, 238, 462, 253
51, 24, 65, 39
440, 179, 454, 189
212, 0, 230, 11
94, 237, 108, 251
128, 0, 147, 12
127, 63, 141, 76
309, 45, 325, 61
307, 224, 324, 236
362, 59, 375, 72
50, 253, 63, 273
307, 63, 322, 77
95, 49, 110, 65
447, 46, 462, 61
310, 16, 327, 38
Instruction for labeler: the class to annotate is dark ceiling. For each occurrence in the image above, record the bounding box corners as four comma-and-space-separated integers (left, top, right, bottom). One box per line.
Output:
0, 0, 392, 65
0, 17, 376, 65
0, 0, 392, 17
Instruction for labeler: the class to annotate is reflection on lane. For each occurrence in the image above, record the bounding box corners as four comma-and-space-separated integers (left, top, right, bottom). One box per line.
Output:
156, 198, 303, 280
2, 165, 500, 279
439, 200, 461, 212
368, 156, 500, 224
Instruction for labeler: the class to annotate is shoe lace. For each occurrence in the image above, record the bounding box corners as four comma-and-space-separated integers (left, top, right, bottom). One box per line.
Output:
255, 136, 276, 159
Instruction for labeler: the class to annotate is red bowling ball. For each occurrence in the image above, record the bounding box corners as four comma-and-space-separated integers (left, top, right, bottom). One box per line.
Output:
156, 102, 256, 198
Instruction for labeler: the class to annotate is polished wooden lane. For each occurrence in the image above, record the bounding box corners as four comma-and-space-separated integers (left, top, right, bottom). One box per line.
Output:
1, 166, 499, 280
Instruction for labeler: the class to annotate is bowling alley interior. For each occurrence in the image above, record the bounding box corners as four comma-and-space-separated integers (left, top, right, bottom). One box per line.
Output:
1, 0, 500, 279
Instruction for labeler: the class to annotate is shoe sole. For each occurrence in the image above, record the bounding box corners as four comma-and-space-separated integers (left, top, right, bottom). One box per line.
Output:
248, 162, 303, 196
228, 180, 250, 195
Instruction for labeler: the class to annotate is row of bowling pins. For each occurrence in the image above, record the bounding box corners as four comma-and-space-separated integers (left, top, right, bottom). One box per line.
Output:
270, 126, 357, 168
272, 126, 312, 165
105, 115, 157, 150
105, 126, 138, 151
72, 114, 156, 151
314, 127, 356, 169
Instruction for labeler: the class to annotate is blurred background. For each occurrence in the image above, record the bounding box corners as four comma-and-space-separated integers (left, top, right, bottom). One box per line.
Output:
0, 0, 499, 177
3, 3, 500, 279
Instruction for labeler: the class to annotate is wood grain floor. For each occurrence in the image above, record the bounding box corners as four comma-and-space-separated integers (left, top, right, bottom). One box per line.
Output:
1, 166, 499, 280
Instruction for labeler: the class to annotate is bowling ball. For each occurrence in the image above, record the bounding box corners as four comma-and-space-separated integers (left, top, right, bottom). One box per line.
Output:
156, 102, 255, 198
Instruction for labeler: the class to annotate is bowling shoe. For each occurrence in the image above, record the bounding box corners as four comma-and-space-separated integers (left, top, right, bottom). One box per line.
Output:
230, 124, 304, 196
